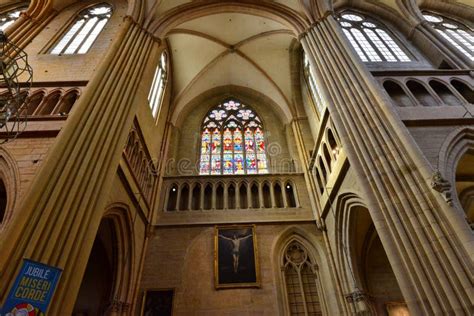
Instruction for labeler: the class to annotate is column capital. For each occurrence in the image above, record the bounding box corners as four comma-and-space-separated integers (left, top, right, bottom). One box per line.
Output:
124, 15, 162, 45
297, 11, 334, 41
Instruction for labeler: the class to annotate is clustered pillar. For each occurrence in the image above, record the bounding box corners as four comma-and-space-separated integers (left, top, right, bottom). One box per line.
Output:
0, 17, 158, 315
301, 15, 473, 315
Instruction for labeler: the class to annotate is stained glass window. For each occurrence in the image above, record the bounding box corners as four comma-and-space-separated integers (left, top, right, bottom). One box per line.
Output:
199, 100, 268, 175
422, 12, 474, 61
0, 6, 27, 31
337, 12, 411, 63
50, 4, 112, 55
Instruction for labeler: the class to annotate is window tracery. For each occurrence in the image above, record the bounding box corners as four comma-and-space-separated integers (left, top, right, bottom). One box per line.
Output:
337, 12, 411, 63
50, 4, 112, 55
148, 52, 167, 118
199, 100, 268, 175
0, 6, 27, 31
283, 241, 322, 316
422, 12, 474, 61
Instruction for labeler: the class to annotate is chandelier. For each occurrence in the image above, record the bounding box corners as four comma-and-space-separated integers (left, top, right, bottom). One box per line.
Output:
0, 30, 32, 143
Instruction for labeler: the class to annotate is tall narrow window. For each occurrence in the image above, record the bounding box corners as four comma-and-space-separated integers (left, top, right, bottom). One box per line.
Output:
199, 99, 268, 175
338, 12, 411, 63
0, 6, 27, 31
50, 4, 112, 55
303, 54, 325, 114
283, 241, 322, 315
422, 12, 474, 61
148, 52, 167, 118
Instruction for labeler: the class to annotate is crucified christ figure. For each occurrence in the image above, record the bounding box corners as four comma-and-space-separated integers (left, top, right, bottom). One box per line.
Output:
219, 233, 252, 273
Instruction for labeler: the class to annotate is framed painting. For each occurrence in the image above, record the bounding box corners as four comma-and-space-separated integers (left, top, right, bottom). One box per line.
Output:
214, 224, 260, 289
141, 289, 174, 316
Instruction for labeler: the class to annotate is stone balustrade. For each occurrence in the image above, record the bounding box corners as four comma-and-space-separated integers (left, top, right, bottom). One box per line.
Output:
373, 70, 473, 107
161, 173, 307, 212
0, 81, 86, 118
123, 121, 157, 205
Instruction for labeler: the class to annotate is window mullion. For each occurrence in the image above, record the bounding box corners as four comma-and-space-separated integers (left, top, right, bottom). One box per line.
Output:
342, 28, 369, 62
75, 18, 100, 54
457, 30, 474, 46
55, 19, 86, 55
437, 29, 473, 59
220, 130, 224, 175
66, 19, 89, 54
360, 27, 385, 61
371, 29, 398, 61
448, 29, 474, 54
296, 267, 310, 316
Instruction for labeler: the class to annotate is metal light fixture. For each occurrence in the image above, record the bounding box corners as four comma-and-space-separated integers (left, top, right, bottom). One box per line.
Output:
0, 30, 32, 143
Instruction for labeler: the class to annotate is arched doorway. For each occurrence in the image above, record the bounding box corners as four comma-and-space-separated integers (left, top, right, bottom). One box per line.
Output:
454, 150, 474, 226
73, 218, 117, 315
346, 205, 406, 315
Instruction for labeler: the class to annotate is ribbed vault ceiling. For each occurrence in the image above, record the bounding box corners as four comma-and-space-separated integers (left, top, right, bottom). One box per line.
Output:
166, 12, 297, 121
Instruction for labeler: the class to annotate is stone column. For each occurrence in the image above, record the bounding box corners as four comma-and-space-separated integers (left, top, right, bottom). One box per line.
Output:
0, 17, 158, 315
6, 1, 56, 49
301, 15, 473, 315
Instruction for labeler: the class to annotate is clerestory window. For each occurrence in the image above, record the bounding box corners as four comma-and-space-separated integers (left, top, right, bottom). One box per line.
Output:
337, 12, 411, 63
422, 12, 474, 61
303, 53, 325, 114
199, 99, 268, 175
148, 52, 167, 118
0, 6, 28, 31
50, 3, 112, 55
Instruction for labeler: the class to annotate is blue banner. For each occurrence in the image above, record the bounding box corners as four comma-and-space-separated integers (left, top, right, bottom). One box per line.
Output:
1, 259, 62, 316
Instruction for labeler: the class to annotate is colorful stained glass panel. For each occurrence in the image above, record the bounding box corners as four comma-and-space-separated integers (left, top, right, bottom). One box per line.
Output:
223, 154, 233, 174
234, 129, 243, 153
211, 156, 221, 175
255, 128, 265, 153
257, 154, 268, 173
246, 153, 257, 174
200, 154, 210, 174
234, 154, 244, 174
201, 129, 211, 154
245, 129, 255, 153
223, 128, 233, 153
211, 129, 221, 154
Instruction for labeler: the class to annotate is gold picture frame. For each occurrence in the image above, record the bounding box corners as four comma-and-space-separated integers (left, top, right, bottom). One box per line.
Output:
214, 224, 260, 289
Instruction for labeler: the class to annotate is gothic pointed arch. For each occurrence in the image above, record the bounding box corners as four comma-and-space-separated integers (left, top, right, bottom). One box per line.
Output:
49, 2, 113, 55
333, 192, 406, 314
272, 227, 334, 315
199, 98, 268, 175
0, 147, 20, 229
74, 203, 136, 313
336, 10, 413, 63
437, 127, 474, 225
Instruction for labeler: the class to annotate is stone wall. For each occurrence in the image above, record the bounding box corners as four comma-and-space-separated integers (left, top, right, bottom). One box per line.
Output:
140, 223, 326, 315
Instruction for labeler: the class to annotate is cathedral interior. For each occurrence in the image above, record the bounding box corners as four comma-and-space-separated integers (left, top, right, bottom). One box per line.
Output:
0, 0, 473, 315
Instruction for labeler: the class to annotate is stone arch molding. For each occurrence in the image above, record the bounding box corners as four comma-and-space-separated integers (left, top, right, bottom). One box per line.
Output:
102, 203, 137, 311
0, 146, 20, 230
437, 127, 474, 219
272, 225, 334, 316
333, 192, 368, 296
171, 85, 292, 128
